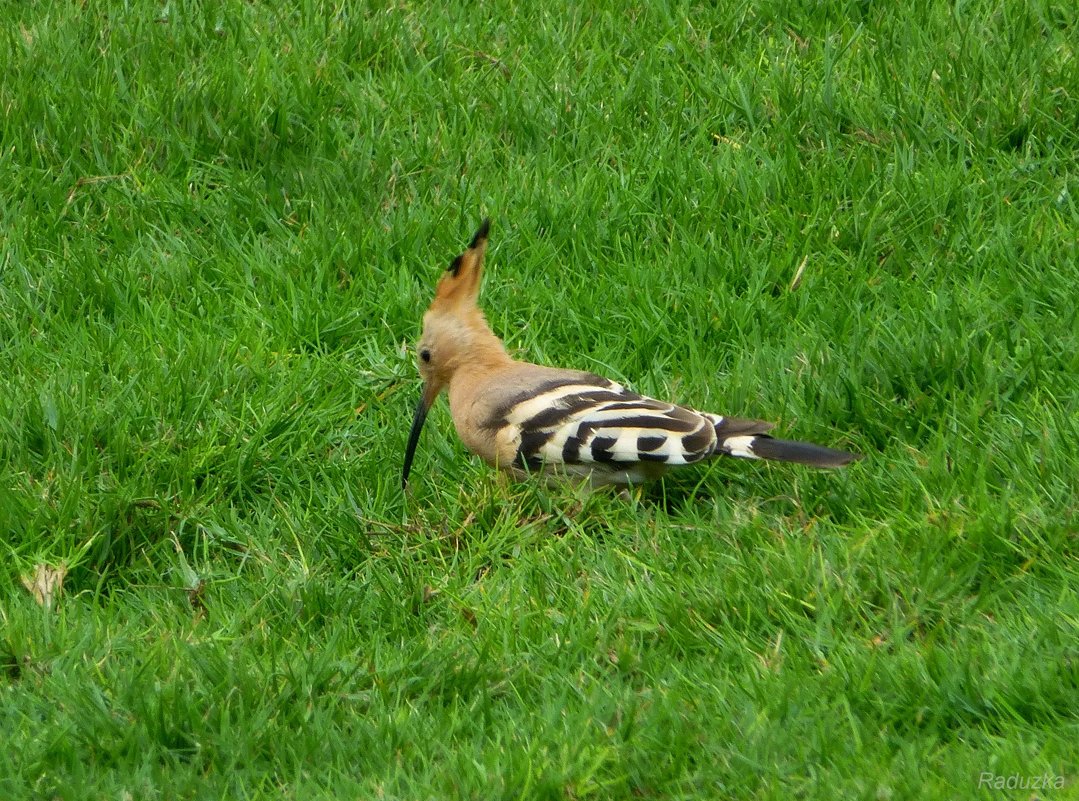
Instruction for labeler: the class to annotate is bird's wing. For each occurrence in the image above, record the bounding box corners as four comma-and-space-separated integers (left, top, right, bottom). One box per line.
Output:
500, 376, 722, 470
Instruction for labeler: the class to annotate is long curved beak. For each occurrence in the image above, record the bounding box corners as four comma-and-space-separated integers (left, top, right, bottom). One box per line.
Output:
402, 384, 436, 488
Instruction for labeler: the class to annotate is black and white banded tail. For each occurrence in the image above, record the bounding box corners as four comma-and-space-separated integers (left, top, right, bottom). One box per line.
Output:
708, 415, 860, 468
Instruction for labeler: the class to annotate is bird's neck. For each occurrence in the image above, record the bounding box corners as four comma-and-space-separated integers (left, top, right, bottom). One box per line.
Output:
463, 327, 513, 370
455, 309, 512, 369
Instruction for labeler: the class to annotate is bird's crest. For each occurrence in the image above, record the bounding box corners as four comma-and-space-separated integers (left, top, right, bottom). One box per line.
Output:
432, 218, 490, 313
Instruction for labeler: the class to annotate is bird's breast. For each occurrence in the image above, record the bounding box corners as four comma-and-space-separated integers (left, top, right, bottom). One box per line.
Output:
447, 378, 519, 467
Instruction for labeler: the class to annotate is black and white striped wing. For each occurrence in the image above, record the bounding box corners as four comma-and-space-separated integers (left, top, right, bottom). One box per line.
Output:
504, 377, 720, 470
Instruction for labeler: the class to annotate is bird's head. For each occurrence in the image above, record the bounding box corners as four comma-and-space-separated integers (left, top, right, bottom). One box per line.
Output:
403, 218, 495, 487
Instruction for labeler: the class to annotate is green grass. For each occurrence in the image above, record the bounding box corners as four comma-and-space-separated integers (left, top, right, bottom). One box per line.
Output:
2, 0, 1077, 797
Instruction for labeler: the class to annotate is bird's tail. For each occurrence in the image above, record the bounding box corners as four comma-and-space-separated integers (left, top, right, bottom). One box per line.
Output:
706, 415, 861, 468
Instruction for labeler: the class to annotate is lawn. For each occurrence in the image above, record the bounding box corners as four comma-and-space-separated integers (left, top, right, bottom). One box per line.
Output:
1, 1, 1077, 798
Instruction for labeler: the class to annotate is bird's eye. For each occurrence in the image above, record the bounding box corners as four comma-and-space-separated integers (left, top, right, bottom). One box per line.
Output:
420, 348, 431, 363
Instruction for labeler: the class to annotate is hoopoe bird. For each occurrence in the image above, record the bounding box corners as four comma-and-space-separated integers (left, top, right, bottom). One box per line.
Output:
402, 219, 861, 489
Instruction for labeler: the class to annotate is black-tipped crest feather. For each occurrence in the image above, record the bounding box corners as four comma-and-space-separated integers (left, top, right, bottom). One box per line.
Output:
470, 218, 491, 248
445, 219, 490, 277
